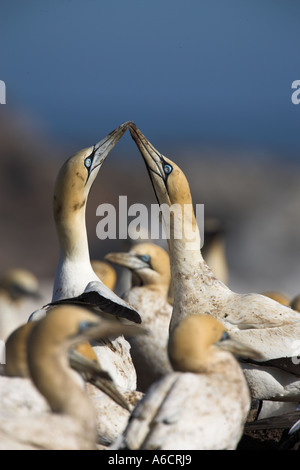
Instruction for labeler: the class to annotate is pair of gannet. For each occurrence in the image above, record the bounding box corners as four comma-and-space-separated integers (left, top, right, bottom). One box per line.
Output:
112, 314, 259, 450
128, 124, 300, 407
0, 305, 143, 450
106, 242, 173, 392
29, 122, 141, 391
0, 268, 40, 341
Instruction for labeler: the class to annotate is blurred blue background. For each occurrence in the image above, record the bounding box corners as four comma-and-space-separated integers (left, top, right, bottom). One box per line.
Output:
2, 0, 300, 154
1, 1, 300, 299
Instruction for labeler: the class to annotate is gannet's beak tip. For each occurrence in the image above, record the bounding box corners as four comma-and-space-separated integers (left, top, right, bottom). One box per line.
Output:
128, 122, 139, 136
122, 120, 134, 128
128, 124, 148, 149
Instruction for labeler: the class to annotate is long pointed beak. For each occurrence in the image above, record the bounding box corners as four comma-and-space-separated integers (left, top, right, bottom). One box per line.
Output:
68, 348, 131, 411
217, 337, 263, 361
129, 123, 170, 206
91, 121, 132, 171
129, 123, 164, 177
69, 318, 147, 346
105, 252, 149, 271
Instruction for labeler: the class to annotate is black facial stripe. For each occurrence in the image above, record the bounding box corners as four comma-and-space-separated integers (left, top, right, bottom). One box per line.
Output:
84, 147, 97, 185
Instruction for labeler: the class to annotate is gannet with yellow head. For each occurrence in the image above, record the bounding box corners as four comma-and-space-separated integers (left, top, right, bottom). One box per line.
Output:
29, 123, 141, 391
111, 314, 259, 450
0, 305, 144, 450
105, 242, 173, 391
50, 122, 140, 322
128, 123, 300, 406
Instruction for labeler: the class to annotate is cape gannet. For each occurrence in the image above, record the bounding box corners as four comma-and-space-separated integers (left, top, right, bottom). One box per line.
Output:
105, 242, 173, 392
0, 305, 144, 450
4, 319, 132, 411
0, 268, 40, 341
111, 314, 259, 450
128, 123, 300, 405
29, 122, 141, 391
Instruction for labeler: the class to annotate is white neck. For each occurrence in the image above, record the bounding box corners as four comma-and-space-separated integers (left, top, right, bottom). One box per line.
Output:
165, 204, 226, 332
52, 208, 98, 301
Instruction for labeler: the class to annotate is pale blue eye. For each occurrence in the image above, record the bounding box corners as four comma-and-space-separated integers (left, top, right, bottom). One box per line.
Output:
220, 331, 229, 341
140, 255, 150, 263
164, 164, 172, 175
85, 158, 92, 169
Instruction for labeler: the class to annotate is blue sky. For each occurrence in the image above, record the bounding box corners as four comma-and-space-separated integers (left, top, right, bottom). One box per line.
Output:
1, 0, 300, 156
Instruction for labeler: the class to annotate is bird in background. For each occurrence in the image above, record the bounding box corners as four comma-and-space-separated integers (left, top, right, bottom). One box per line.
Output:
0, 268, 40, 341
91, 260, 117, 291
0, 305, 144, 450
290, 294, 300, 312
28, 122, 141, 392
128, 123, 300, 411
261, 291, 291, 307
105, 242, 173, 392
202, 217, 229, 285
111, 314, 260, 450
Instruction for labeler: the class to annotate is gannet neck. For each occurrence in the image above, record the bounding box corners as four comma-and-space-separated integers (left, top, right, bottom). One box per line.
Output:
4, 322, 36, 377
53, 152, 93, 263
27, 318, 95, 433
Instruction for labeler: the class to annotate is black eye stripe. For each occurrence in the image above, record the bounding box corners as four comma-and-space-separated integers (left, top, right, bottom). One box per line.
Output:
83, 150, 97, 186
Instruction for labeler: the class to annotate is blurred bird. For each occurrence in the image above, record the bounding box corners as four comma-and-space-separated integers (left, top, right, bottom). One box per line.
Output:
105, 242, 173, 391
202, 218, 229, 285
290, 294, 300, 312
129, 123, 300, 408
0, 268, 40, 341
91, 260, 117, 291
0, 305, 144, 450
261, 291, 291, 306
29, 122, 141, 391
111, 314, 259, 450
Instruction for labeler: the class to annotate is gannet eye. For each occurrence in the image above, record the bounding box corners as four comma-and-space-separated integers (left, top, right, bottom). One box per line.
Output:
78, 320, 97, 333
140, 254, 151, 263
84, 157, 92, 169
220, 331, 229, 342
163, 164, 173, 175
